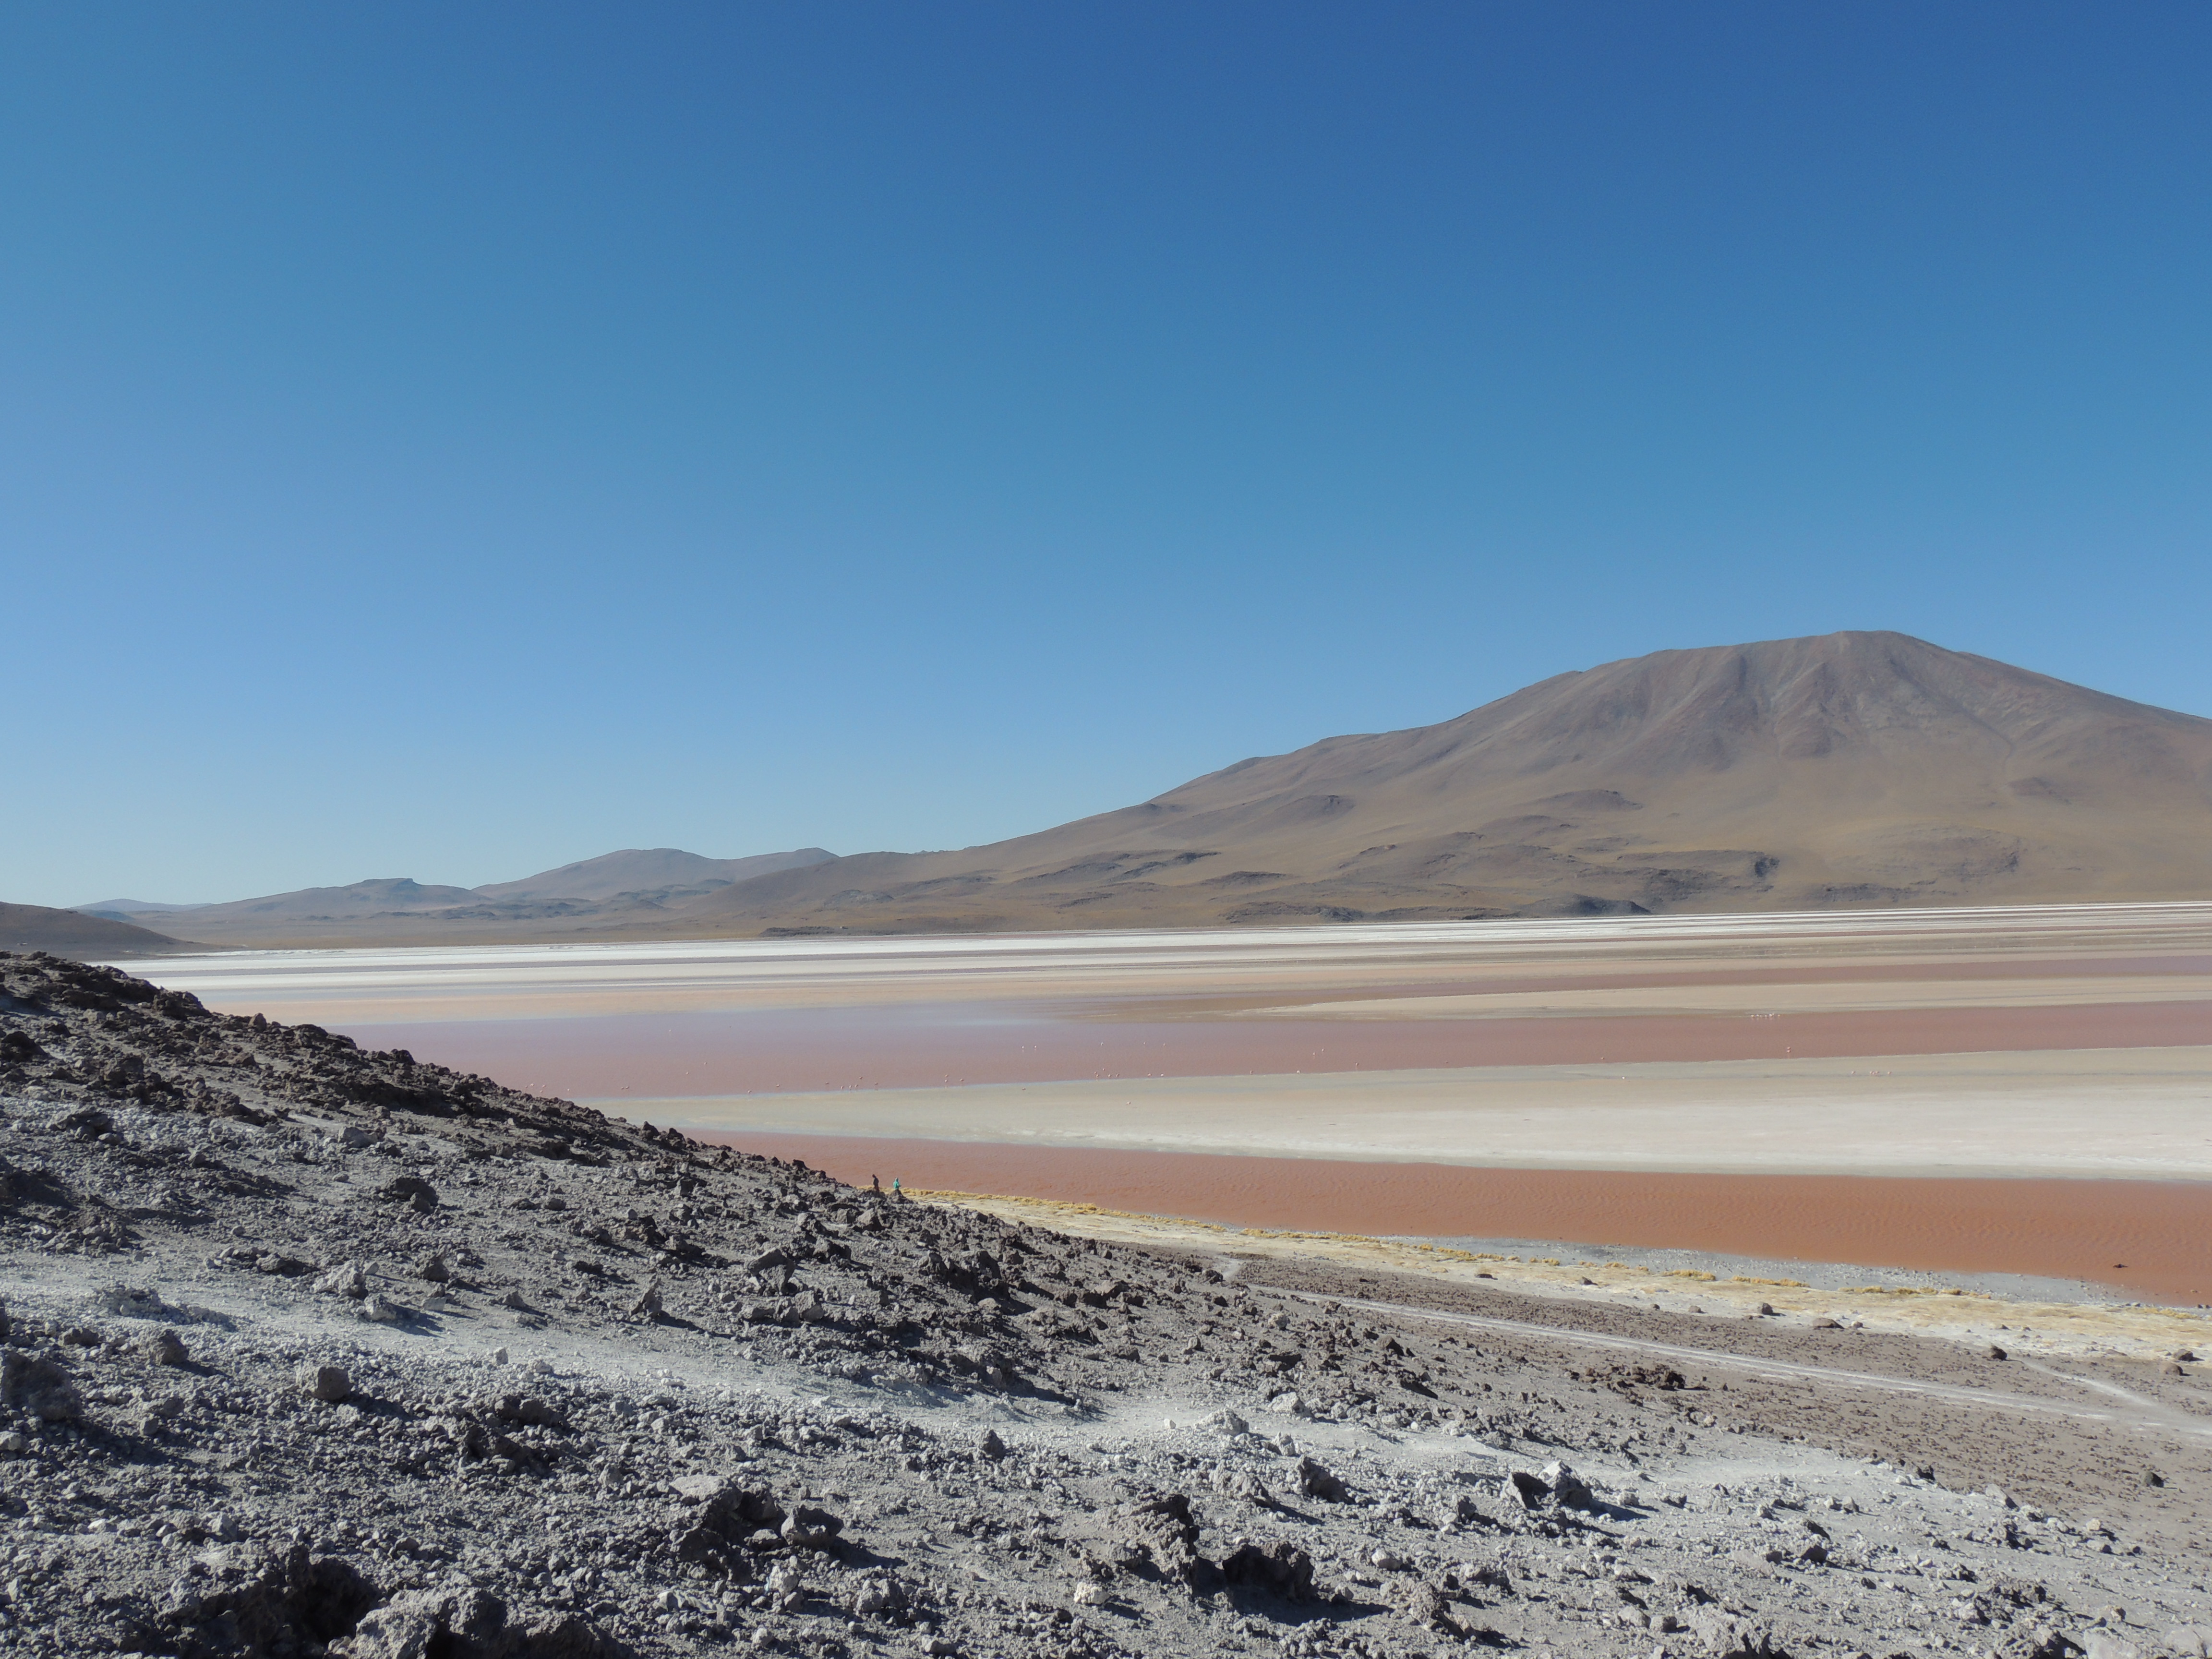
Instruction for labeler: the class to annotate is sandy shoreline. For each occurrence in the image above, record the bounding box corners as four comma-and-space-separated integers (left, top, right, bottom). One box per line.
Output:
925, 1190, 2212, 1366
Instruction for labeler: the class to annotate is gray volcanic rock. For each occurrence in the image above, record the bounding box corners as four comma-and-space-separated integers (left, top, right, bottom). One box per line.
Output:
0, 950, 2204, 1658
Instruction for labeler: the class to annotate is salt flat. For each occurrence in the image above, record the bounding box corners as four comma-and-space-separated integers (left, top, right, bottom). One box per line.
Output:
119, 902, 2212, 1296
121, 899, 2212, 1021
619, 1044, 2212, 1178
1248, 973, 2212, 1020
123, 902, 2212, 1181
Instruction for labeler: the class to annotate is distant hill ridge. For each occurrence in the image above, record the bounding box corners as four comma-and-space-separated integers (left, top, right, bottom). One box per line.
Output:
69, 848, 836, 945
45, 632, 2212, 946
471, 846, 833, 903
0, 902, 203, 959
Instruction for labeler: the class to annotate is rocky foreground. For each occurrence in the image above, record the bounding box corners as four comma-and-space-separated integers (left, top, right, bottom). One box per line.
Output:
1, 950, 2208, 1659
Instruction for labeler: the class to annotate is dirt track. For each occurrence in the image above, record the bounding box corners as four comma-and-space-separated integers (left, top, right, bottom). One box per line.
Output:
1231, 1256, 2212, 1555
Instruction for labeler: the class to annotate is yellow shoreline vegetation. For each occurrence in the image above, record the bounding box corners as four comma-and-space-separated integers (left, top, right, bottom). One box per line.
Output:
903, 1187, 2208, 1366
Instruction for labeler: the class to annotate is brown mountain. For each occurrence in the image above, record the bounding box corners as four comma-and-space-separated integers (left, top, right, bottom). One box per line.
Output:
49, 633, 2210, 948
0, 902, 201, 958
57, 848, 837, 949
471, 846, 834, 903
675, 630, 2212, 934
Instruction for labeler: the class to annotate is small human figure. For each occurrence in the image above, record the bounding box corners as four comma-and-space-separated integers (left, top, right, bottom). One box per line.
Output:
871, 1174, 881, 1192
892, 1178, 902, 1196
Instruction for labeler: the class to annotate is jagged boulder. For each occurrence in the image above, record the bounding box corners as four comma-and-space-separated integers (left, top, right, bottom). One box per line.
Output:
0, 1348, 81, 1421
1690, 1609, 1791, 1658
1539, 1459, 1594, 1509
1124, 1491, 1206, 1584
335, 1587, 604, 1658
164, 1545, 380, 1656
1221, 1539, 1315, 1600
1297, 1456, 1346, 1502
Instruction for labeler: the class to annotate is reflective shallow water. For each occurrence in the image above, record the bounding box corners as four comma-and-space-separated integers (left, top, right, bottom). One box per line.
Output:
120, 904, 2212, 1297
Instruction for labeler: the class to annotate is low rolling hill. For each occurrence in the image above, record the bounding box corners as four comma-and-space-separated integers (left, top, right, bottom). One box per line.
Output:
0, 902, 201, 958
61, 849, 836, 949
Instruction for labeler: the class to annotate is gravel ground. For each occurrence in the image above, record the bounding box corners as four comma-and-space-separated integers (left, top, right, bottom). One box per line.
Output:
2, 950, 2208, 1659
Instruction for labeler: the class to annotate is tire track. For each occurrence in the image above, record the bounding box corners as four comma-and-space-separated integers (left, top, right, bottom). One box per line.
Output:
1294, 1291, 2212, 1441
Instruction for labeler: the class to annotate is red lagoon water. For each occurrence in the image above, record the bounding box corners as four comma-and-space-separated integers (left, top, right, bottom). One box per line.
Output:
342, 998, 2212, 1100
691, 1134, 2212, 1306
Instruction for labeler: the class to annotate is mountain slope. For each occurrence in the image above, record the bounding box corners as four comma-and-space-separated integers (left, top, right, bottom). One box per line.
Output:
57, 848, 842, 948
141, 878, 485, 926
49, 634, 2209, 947
472, 845, 834, 902
0, 902, 201, 958
72, 900, 205, 921
678, 631, 2212, 934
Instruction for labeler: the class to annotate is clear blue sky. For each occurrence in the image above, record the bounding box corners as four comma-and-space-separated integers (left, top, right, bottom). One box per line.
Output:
5, 3, 2208, 905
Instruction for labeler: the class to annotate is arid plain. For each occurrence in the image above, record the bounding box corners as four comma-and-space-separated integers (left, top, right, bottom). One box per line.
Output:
123, 900, 2212, 1306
